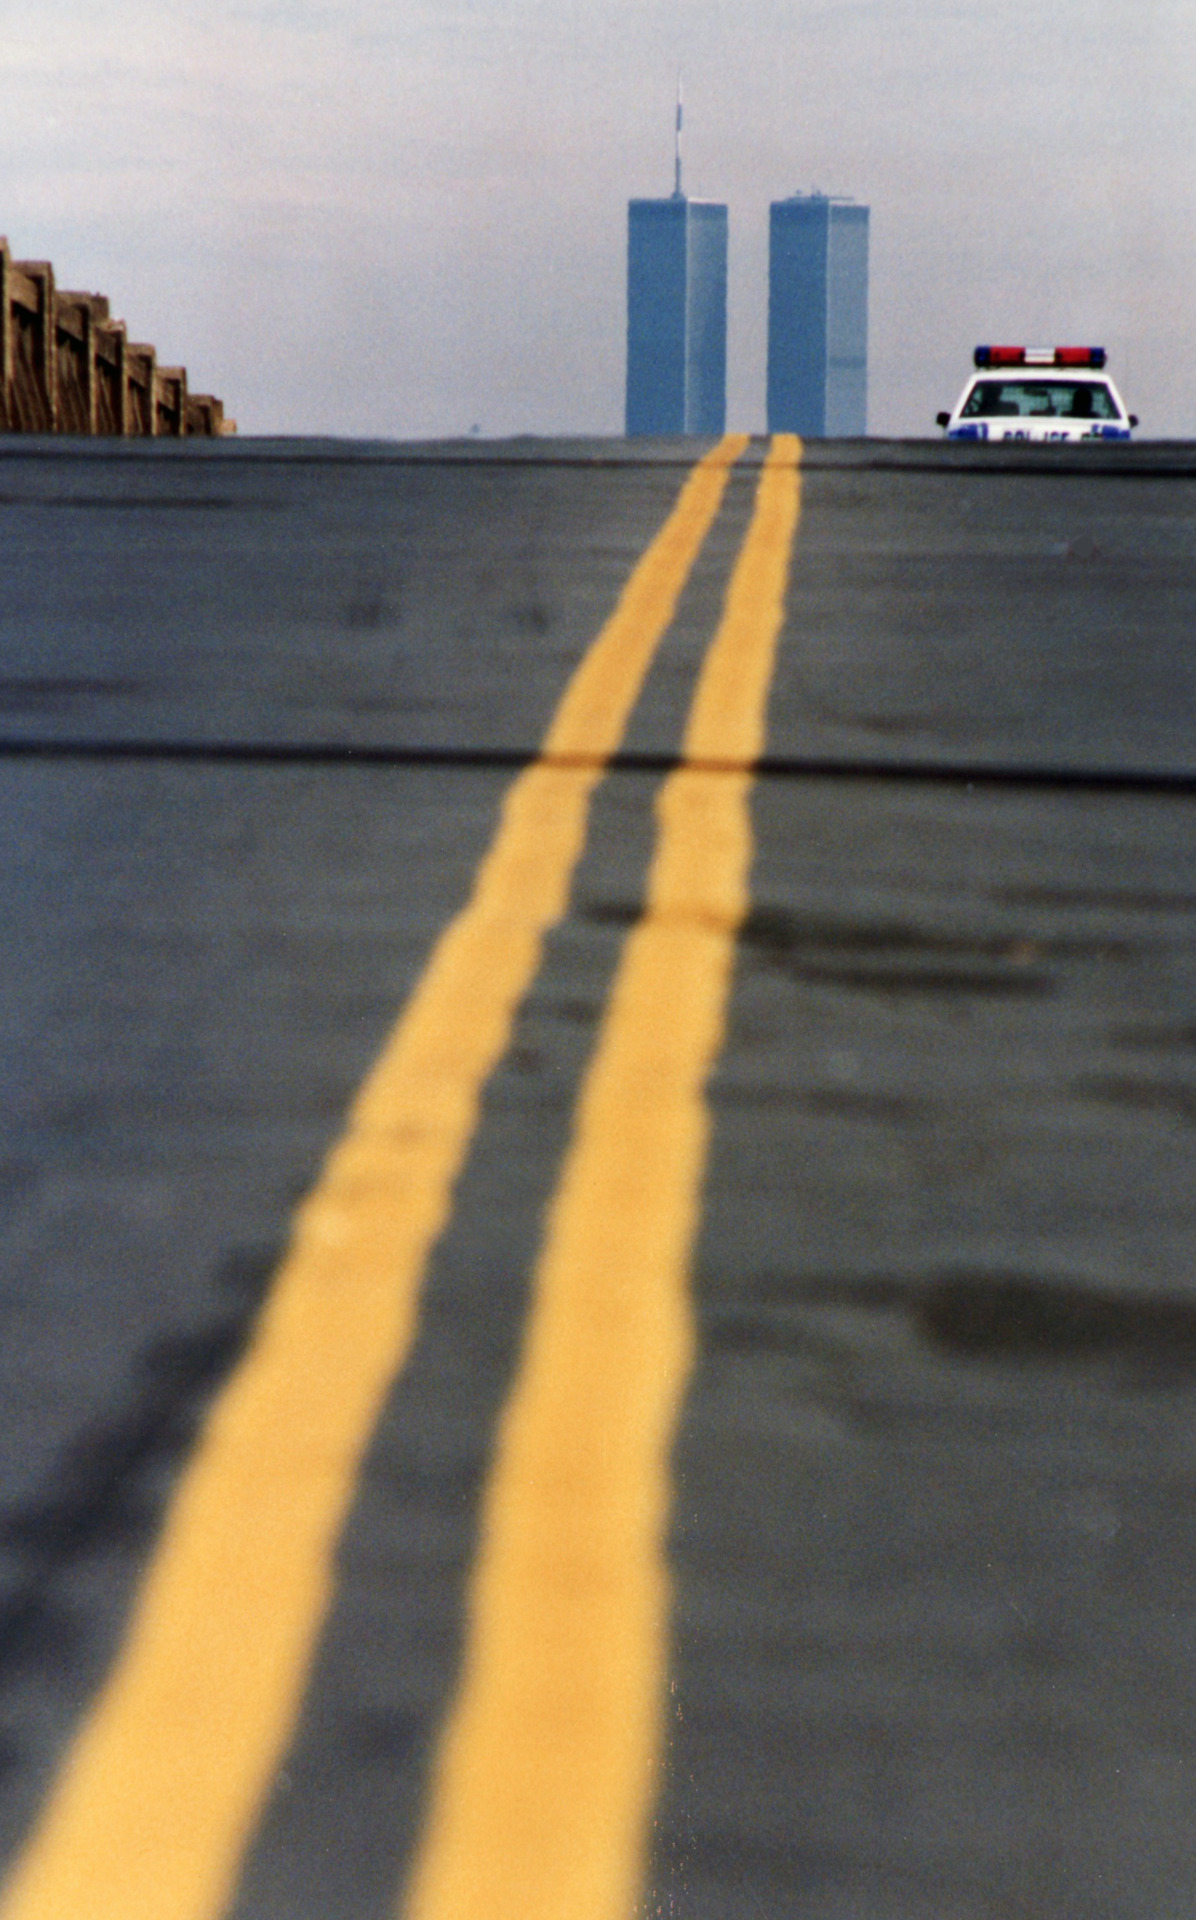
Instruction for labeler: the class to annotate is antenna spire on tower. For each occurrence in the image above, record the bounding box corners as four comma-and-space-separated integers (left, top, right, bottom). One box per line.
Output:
673, 73, 684, 197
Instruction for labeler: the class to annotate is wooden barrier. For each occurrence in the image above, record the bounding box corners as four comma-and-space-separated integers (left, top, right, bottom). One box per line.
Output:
0, 237, 233, 437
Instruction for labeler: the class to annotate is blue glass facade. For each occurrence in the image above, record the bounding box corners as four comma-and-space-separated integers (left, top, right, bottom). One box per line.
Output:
767, 194, 869, 437
626, 197, 727, 436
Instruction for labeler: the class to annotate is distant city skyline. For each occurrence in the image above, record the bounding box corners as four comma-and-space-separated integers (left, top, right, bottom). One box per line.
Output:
1, 1, 1191, 439
767, 193, 869, 438
625, 194, 727, 435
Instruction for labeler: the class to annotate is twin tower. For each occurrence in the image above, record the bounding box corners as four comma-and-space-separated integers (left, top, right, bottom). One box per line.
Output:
625, 188, 870, 439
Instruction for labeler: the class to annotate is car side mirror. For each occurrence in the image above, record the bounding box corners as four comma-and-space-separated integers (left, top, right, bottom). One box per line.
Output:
936, 412, 950, 429
1129, 414, 1139, 428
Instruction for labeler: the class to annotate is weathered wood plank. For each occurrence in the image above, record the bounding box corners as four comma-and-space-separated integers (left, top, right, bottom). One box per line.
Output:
2, 243, 228, 435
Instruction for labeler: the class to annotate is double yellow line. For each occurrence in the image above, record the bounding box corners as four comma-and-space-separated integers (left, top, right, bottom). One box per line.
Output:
0, 434, 801, 1920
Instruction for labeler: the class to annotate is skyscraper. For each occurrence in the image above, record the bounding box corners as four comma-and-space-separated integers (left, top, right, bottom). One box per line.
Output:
767, 193, 869, 437
625, 91, 727, 436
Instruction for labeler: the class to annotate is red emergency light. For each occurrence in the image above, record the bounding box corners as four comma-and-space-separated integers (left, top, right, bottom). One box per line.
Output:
973, 345, 1107, 370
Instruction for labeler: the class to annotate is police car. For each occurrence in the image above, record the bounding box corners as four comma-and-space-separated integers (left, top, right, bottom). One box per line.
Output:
937, 347, 1138, 442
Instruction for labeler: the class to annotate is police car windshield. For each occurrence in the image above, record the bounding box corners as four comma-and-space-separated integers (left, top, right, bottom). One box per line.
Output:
962, 380, 1119, 420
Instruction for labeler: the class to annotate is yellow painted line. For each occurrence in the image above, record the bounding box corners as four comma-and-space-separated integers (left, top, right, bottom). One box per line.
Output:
401, 435, 802, 1920
0, 436, 748, 1920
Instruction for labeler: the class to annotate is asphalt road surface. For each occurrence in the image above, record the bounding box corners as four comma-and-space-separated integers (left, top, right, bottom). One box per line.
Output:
1, 432, 1195, 1920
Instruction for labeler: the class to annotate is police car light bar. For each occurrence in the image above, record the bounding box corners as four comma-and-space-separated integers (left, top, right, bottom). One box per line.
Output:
974, 345, 1107, 369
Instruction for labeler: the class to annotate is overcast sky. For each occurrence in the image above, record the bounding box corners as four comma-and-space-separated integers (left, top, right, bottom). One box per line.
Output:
2, 0, 1193, 438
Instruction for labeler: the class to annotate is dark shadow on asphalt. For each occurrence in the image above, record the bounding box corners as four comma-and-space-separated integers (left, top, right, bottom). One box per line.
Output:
919, 1275, 1196, 1364
0, 1244, 279, 1685
708, 1274, 1196, 1380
